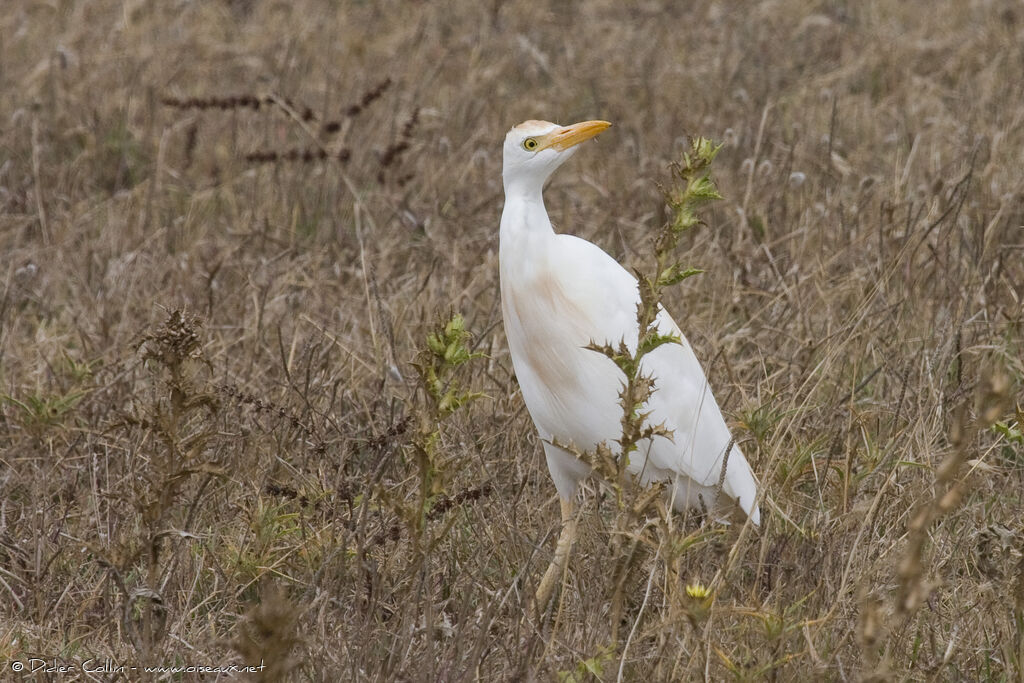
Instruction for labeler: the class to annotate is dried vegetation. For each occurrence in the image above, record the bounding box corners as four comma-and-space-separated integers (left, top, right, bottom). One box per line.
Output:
2, 0, 1023, 679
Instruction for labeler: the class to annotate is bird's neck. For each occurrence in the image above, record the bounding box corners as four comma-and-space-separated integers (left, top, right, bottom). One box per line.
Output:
500, 186, 555, 250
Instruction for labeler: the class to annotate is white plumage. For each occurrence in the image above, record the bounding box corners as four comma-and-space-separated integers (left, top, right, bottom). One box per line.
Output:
499, 119, 760, 528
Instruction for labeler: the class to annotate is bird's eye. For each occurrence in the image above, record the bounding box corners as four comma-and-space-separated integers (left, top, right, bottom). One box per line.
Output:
523, 138, 539, 151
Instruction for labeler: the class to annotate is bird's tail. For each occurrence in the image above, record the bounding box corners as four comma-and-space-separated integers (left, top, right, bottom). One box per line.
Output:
722, 442, 760, 525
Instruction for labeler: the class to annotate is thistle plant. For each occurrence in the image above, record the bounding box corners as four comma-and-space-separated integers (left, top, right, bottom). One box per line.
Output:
584, 137, 723, 503
557, 138, 725, 643
402, 313, 483, 541
683, 580, 714, 628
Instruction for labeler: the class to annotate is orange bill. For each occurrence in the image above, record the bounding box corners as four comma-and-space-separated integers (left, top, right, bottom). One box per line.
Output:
537, 120, 612, 151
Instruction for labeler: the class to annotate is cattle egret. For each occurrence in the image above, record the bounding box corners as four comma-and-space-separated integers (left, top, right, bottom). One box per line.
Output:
499, 119, 760, 609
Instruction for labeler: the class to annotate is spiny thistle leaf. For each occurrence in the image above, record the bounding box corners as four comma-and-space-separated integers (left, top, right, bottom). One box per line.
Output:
686, 175, 723, 204
683, 136, 723, 170
637, 332, 682, 356
658, 265, 704, 288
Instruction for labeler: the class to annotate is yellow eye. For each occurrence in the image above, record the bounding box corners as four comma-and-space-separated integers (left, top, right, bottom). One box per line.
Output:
523, 138, 539, 151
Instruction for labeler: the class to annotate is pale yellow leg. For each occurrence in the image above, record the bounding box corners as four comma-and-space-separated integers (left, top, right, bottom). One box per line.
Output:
533, 497, 577, 614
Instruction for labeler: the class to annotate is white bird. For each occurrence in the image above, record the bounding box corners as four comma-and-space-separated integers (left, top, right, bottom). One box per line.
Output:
499, 119, 760, 608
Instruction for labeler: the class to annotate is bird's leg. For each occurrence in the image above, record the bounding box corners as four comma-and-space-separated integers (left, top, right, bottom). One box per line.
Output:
533, 497, 576, 615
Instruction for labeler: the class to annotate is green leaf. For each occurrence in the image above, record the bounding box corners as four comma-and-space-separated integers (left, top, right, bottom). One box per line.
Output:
692, 136, 723, 164
637, 331, 681, 356
427, 333, 446, 355
671, 210, 699, 233
687, 175, 723, 203
993, 421, 1024, 445
444, 314, 465, 336
443, 342, 463, 364
657, 265, 704, 288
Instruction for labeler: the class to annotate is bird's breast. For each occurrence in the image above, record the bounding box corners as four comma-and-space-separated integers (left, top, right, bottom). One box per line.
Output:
500, 258, 626, 449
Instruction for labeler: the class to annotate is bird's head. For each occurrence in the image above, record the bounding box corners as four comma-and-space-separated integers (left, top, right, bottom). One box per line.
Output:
502, 119, 611, 196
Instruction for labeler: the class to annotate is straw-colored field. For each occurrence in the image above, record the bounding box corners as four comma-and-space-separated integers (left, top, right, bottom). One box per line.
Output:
2, 1, 1023, 679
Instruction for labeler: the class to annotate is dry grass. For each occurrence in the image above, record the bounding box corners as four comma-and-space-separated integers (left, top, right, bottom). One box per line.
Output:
2, 0, 1024, 680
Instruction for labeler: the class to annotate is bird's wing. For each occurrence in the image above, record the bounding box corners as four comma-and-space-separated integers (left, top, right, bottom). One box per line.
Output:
643, 310, 760, 521
547, 233, 639, 343
547, 234, 760, 520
